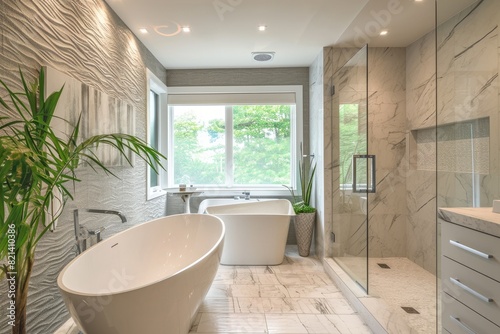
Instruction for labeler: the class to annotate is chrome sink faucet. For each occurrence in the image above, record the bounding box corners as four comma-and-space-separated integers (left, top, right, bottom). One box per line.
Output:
242, 191, 251, 200
73, 209, 127, 254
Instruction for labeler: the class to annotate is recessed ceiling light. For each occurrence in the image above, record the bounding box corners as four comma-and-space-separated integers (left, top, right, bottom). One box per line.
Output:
258, 25, 267, 32
379, 30, 388, 36
139, 28, 148, 34
182, 26, 191, 33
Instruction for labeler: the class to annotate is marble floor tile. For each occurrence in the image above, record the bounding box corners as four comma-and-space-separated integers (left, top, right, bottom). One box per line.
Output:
259, 284, 290, 297
231, 284, 261, 298
235, 297, 297, 314
233, 272, 260, 285
287, 285, 342, 298
306, 272, 337, 285
196, 313, 267, 333
254, 273, 281, 285
294, 298, 333, 314
206, 284, 233, 298
265, 314, 308, 333
275, 264, 327, 274
214, 271, 236, 285
297, 314, 341, 334
325, 298, 357, 315
276, 273, 314, 285
321, 314, 373, 334
231, 272, 282, 285
248, 265, 279, 274
199, 298, 235, 313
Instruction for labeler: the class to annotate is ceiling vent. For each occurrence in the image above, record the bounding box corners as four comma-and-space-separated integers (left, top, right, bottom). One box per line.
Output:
252, 52, 275, 62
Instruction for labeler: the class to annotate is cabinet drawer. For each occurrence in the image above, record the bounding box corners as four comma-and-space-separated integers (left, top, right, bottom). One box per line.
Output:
442, 256, 500, 327
442, 293, 500, 334
441, 222, 500, 281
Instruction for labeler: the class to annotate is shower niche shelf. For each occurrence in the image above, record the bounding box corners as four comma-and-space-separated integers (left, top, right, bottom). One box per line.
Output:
409, 117, 490, 173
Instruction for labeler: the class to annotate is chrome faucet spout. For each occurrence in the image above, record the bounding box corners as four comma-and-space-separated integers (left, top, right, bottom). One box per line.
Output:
73, 208, 128, 254
83, 209, 127, 223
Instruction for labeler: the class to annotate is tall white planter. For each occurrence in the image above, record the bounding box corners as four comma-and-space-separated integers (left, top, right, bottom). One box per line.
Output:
294, 212, 316, 257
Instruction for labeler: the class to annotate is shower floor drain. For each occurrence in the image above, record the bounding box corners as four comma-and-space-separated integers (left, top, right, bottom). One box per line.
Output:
377, 263, 391, 269
402, 306, 420, 314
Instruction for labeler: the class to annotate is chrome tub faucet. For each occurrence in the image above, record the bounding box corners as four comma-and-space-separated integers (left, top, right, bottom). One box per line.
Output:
73, 209, 127, 254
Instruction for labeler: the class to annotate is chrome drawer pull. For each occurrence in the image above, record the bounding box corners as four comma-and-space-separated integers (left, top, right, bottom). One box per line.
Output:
449, 240, 492, 259
450, 277, 493, 303
450, 316, 476, 334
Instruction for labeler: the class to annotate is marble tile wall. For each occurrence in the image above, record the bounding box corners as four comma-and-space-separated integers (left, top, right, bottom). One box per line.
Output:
406, 27, 438, 275
367, 48, 407, 259
309, 52, 325, 258
436, 0, 500, 209
405, 0, 500, 274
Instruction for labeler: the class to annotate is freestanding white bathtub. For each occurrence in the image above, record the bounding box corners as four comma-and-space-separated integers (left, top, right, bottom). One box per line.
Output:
57, 214, 224, 334
202, 199, 294, 266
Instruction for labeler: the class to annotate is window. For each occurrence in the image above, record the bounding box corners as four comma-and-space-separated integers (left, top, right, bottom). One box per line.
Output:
149, 90, 160, 187
146, 69, 167, 200
168, 86, 303, 191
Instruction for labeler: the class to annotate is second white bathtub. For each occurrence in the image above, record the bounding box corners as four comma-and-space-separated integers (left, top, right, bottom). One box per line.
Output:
203, 199, 294, 265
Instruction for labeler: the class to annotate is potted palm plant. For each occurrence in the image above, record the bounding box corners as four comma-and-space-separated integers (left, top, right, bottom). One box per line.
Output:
0, 68, 164, 334
284, 144, 317, 257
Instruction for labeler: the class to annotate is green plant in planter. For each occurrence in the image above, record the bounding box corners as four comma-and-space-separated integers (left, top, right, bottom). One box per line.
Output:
284, 144, 317, 214
0, 68, 164, 334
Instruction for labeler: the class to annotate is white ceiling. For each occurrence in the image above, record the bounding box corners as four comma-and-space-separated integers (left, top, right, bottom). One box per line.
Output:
104, 0, 478, 69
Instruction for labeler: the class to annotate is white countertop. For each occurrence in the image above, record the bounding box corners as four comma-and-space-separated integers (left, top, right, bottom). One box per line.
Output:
439, 207, 500, 237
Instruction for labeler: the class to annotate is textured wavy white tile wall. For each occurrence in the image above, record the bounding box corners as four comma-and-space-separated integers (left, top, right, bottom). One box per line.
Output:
0, 1, 167, 333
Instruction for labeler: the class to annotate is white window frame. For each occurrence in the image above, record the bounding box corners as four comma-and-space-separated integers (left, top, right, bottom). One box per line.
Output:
167, 85, 303, 195
146, 69, 168, 200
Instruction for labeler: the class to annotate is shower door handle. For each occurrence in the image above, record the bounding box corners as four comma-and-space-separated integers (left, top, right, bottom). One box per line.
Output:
352, 155, 376, 193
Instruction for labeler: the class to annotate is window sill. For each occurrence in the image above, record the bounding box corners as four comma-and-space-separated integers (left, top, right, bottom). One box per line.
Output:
147, 189, 167, 201
166, 187, 294, 198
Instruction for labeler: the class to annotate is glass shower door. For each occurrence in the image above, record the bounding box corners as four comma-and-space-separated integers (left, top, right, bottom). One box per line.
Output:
333, 45, 369, 292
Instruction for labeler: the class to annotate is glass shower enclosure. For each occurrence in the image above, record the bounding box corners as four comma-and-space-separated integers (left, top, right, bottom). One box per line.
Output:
331, 45, 370, 292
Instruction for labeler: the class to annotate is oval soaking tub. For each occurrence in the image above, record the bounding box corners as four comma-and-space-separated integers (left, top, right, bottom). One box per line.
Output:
57, 214, 224, 334
202, 199, 294, 266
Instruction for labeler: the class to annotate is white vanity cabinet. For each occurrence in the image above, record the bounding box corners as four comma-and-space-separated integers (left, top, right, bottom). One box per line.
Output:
439, 208, 500, 334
